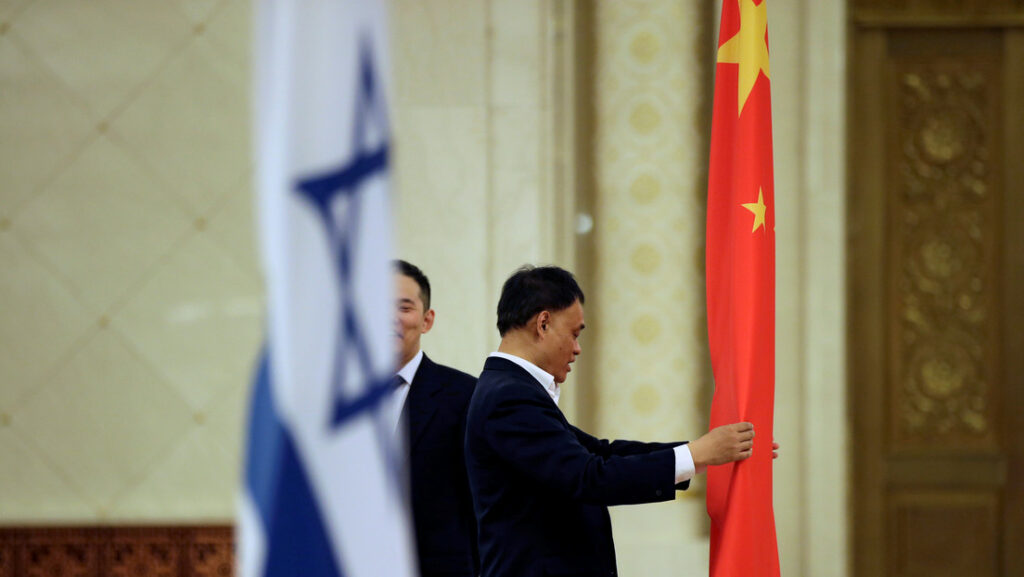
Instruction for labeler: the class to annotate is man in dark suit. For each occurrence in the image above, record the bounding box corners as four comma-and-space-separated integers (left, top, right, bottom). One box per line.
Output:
392, 260, 478, 577
466, 265, 774, 577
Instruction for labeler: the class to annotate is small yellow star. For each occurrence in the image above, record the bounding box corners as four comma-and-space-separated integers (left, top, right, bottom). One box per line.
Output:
742, 188, 768, 233
716, 0, 770, 115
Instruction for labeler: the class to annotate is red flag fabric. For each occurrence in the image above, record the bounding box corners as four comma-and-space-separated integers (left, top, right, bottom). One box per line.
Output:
705, 0, 780, 576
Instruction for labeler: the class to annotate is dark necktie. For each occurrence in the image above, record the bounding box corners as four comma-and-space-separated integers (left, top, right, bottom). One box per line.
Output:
394, 374, 409, 445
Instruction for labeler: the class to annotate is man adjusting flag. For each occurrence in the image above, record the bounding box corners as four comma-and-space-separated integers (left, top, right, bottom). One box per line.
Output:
238, 2, 417, 576
705, 0, 781, 575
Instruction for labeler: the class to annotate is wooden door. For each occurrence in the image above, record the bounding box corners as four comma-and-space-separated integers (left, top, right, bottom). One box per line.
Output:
849, 2, 1024, 576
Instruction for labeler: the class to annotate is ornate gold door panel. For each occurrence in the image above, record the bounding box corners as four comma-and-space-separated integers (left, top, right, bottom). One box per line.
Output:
850, 2, 1024, 577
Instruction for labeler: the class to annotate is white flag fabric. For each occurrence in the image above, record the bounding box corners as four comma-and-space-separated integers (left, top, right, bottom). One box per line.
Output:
238, 1, 417, 576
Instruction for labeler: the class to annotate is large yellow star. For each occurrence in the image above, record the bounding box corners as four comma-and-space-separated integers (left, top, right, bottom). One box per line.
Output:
716, 0, 770, 115
742, 188, 768, 233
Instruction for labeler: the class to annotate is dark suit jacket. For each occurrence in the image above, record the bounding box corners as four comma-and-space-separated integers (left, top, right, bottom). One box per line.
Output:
465, 356, 689, 577
406, 354, 479, 577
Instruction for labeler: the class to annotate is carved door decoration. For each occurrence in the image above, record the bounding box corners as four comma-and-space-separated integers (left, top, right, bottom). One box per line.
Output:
850, 3, 1024, 577
0, 526, 234, 577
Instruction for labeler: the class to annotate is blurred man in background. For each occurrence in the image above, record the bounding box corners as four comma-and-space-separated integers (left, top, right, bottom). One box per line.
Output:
392, 260, 478, 577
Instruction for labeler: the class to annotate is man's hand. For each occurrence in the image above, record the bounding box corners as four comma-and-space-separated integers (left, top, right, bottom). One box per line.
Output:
688, 422, 755, 468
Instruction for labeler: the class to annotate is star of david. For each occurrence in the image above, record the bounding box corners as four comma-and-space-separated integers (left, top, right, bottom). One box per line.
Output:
293, 43, 395, 444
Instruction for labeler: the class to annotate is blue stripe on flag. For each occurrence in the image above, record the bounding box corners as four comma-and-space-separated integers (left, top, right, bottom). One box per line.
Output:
245, 350, 345, 577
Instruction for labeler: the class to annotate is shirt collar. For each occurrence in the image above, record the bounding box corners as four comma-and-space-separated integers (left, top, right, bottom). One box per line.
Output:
397, 349, 424, 385
488, 351, 559, 406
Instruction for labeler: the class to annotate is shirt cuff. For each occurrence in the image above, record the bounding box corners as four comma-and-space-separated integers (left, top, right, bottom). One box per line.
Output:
673, 444, 697, 483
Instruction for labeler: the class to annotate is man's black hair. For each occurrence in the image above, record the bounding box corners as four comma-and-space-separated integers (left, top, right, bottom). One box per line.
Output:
394, 259, 431, 310
496, 265, 584, 337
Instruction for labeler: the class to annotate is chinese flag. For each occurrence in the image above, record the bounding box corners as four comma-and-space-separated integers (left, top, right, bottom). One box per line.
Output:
705, 0, 780, 576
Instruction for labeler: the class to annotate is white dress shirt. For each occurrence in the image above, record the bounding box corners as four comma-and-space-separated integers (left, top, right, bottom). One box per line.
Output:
487, 351, 697, 484
489, 351, 560, 405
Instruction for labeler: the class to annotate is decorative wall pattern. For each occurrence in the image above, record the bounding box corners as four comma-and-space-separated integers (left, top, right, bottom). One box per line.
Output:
587, 1, 715, 574
591, 0, 711, 463
0, 526, 233, 577
891, 59, 999, 448
0, 0, 258, 522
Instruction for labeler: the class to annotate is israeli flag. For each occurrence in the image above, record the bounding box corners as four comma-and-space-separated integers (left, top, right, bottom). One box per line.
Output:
238, 2, 417, 576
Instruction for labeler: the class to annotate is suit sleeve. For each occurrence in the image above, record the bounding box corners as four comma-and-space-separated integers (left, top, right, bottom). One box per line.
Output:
569, 425, 685, 457
483, 388, 679, 506
569, 425, 692, 491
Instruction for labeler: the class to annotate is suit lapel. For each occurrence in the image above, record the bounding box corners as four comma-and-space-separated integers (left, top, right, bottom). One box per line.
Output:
407, 354, 442, 452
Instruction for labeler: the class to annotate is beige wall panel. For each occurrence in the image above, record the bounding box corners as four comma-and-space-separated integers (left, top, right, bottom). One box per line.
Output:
490, 0, 542, 107
490, 108, 545, 276
110, 35, 250, 214
392, 0, 568, 379
0, 0, 258, 522
11, 135, 194, 314
771, 0, 849, 575
10, 0, 194, 120
12, 330, 195, 512
0, 233, 94, 407
0, 33, 95, 215
0, 426, 95, 521
768, 1, 806, 574
393, 106, 492, 374
391, 0, 487, 107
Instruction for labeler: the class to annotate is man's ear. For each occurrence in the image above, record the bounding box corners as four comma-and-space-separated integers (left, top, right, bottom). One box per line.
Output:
421, 309, 435, 334
535, 310, 551, 337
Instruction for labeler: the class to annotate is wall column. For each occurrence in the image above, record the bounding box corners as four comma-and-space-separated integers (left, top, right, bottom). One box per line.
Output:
586, 2, 715, 572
